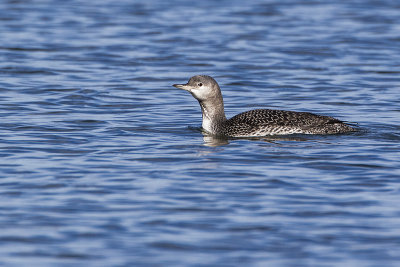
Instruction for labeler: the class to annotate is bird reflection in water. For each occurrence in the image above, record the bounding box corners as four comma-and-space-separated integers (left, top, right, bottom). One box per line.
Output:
202, 132, 312, 147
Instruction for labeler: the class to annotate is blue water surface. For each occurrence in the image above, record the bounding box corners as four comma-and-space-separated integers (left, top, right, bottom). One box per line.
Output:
1, 0, 400, 266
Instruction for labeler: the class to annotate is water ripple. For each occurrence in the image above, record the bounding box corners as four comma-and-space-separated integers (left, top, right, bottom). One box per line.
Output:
0, 0, 400, 266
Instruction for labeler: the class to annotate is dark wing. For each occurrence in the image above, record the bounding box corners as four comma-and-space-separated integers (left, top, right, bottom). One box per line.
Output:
226, 109, 342, 128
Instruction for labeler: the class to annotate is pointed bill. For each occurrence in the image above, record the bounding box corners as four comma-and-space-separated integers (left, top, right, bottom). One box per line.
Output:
173, 83, 193, 91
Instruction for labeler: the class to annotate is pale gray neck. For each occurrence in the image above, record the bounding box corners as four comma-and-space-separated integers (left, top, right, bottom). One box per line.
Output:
198, 98, 227, 134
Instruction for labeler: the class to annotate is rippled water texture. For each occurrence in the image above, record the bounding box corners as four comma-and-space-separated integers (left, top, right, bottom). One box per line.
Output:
1, 0, 400, 266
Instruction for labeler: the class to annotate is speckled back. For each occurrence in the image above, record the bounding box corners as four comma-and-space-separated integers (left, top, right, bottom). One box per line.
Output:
221, 109, 354, 137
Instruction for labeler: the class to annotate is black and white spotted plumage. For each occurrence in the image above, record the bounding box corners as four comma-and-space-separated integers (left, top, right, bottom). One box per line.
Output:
173, 75, 357, 137
222, 109, 355, 137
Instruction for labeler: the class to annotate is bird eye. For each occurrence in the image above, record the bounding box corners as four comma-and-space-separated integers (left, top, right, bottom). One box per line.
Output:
198, 83, 203, 87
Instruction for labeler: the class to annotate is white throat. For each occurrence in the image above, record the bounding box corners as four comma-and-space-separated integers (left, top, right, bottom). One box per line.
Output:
200, 102, 214, 133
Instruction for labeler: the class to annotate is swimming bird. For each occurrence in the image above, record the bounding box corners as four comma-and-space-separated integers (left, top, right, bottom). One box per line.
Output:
173, 75, 357, 137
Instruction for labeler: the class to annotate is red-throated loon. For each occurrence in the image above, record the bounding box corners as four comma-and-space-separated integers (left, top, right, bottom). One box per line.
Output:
173, 75, 357, 137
